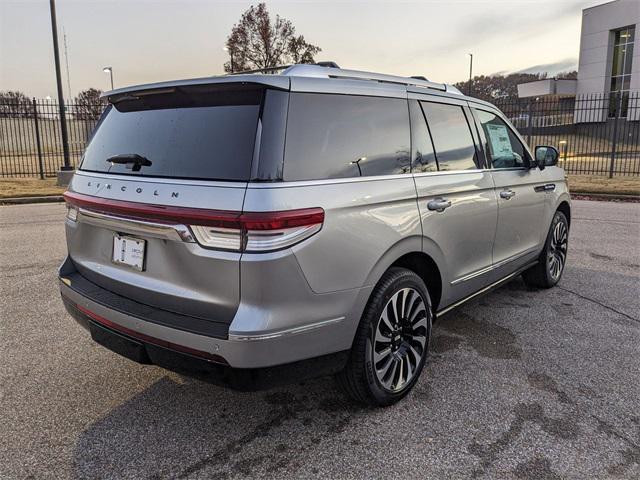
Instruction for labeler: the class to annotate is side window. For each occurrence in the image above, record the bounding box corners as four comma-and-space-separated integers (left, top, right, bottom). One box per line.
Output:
476, 109, 527, 169
420, 102, 478, 171
283, 93, 410, 181
409, 100, 437, 173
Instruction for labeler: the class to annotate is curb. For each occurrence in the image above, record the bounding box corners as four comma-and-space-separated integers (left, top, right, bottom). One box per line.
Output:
0, 195, 64, 205
571, 192, 640, 202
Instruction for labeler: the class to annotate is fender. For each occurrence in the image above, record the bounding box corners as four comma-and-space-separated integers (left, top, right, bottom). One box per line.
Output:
363, 234, 448, 295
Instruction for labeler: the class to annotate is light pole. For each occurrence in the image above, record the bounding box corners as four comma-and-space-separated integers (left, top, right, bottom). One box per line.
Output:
103, 66, 114, 90
49, 0, 72, 185
468, 53, 473, 96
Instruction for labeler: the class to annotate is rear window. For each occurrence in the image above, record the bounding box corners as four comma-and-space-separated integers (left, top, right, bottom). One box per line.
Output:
283, 93, 410, 181
80, 87, 262, 181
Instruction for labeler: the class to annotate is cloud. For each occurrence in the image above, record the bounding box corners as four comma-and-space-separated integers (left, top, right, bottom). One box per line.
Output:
515, 57, 578, 75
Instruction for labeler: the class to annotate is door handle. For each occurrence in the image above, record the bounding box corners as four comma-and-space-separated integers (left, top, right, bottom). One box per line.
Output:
500, 189, 516, 200
427, 198, 452, 212
534, 184, 555, 193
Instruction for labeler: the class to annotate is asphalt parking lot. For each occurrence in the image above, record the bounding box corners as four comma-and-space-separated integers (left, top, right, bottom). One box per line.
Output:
1, 199, 639, 479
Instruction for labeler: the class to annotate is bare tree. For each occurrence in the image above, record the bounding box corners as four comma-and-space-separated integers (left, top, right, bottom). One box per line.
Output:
74, 88, 106, 120
0, 90, 32, 117
224, 3, 321, 73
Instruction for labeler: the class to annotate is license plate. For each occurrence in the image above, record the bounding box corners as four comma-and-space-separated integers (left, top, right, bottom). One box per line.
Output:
112, 235, 146, 271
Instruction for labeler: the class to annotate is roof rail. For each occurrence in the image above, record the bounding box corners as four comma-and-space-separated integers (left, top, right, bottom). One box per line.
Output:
281, 64, 450, 92
228, 61, 340, 76
228, 65, 292, 75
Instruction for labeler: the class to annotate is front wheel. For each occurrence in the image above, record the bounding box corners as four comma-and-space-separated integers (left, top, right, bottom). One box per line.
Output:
523, 210, 569, 288
336, 267, 432, 407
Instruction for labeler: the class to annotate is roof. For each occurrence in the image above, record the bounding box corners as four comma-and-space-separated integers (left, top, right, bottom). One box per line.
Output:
102, 64, 466, 103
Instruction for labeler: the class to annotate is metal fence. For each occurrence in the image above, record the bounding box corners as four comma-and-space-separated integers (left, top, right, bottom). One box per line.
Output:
0, 98, 103, 178
0, 92, 639, 178
494, 91, 639, 177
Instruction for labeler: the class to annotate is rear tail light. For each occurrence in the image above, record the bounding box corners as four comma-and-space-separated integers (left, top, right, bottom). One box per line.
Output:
63, 191, 324, 253
190, 209, 324, 252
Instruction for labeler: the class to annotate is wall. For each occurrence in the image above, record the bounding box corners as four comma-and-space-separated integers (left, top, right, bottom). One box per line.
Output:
575, 0, 639, 121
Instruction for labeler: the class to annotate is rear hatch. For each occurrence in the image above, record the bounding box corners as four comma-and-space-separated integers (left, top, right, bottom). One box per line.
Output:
63, 83, 275, 336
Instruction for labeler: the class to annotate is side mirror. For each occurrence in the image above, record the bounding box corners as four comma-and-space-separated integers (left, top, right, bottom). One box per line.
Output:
534, 146, 559, 170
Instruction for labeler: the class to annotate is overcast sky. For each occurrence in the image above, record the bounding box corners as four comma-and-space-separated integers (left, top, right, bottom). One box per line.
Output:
1, 0, 605, 98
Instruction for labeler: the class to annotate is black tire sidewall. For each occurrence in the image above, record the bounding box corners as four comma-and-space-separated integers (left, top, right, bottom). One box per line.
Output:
362, 270, 432, 406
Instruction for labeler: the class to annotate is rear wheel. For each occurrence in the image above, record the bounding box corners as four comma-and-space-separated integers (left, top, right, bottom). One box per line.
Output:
523, 210, 569, 288
336, 267, 432, 407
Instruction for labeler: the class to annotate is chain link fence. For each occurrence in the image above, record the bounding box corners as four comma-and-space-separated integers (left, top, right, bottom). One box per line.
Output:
0, 92, 638, 178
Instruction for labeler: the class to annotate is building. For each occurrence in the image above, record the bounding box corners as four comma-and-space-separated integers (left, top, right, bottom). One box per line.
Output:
576, 0, 638, 97
576, 0, 638, 121
518, 0, 638, 122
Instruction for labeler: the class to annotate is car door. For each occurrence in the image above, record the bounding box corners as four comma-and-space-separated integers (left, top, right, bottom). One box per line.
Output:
471, 107, 546, 280
410, 96, 498, 308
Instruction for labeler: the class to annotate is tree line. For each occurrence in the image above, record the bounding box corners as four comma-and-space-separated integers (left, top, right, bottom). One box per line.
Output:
0, 88, 105, 119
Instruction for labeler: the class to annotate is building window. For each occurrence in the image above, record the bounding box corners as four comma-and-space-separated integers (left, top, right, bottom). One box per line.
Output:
609, 26, 635, 118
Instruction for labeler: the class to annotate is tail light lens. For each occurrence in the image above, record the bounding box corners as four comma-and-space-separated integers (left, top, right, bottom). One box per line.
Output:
190, 209, 324, 252
63, 191, 324, 253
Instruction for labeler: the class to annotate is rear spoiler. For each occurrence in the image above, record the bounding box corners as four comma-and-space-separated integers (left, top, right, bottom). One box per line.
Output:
101, 75, 290, 103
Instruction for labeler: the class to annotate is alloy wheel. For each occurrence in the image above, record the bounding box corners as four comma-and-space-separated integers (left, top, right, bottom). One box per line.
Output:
548, 219, 568, 280
372, 288, 428, 392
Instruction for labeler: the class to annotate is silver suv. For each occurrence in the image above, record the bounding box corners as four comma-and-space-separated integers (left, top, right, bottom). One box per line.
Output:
59, 65, 570, 406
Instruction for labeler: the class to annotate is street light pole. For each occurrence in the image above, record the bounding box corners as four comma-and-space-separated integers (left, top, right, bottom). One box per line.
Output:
468, 53, 473, 97
103, 66, 114, 89
49, 0, 72, 184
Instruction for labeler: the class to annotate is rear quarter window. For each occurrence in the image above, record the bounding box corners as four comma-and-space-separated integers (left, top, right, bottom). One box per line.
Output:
283, 93, 410, 181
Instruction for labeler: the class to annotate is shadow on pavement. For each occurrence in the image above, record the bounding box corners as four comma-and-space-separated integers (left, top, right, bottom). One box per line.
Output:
72, 373, 362, 478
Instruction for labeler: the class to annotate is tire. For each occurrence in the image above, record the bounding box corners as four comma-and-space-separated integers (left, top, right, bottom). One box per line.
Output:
336, 267, 432, 407
522, 210, 569, 289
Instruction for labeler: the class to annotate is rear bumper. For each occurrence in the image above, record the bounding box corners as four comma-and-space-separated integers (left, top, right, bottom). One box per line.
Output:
59, 261, 364, 375
62, 297, 348, 390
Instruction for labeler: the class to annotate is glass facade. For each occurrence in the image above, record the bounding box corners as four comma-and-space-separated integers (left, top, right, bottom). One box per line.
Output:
609, 26, 635, 117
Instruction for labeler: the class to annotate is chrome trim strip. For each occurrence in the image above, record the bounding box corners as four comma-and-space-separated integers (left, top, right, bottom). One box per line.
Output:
248, 174, 413, 188
248, 169, 491, 189
228, 316, 345, 342
437, 261, 537, 316
77, 208, 194, 242
451, 249, 538, 285
451, 265, 494, 286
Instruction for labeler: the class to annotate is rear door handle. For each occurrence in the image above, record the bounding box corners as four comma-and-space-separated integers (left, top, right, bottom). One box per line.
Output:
500, 189, 516, 200
427, 198, 452, 212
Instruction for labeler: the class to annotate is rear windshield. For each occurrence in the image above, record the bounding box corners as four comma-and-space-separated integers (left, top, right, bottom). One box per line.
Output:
80, 86, 262, 181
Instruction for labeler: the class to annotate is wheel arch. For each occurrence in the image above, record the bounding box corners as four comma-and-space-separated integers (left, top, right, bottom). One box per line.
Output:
363, 236, 445, 312
389, 252, 443, 312
557, 200, 571, 227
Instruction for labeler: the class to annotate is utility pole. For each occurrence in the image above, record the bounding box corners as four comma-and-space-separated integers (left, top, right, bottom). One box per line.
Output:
49, 0, 73, 185
468, 53, 473, 97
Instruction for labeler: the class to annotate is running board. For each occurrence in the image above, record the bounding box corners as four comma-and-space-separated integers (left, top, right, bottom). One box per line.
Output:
435, 261, 538, 318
